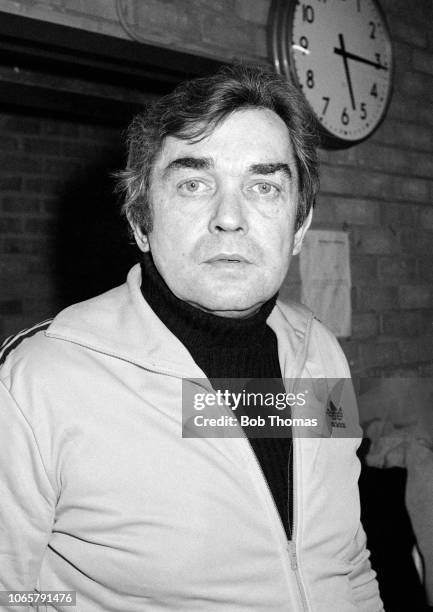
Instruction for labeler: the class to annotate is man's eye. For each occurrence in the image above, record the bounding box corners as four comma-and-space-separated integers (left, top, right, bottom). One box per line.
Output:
252, 182, 279, 195
178, 180, 207, 193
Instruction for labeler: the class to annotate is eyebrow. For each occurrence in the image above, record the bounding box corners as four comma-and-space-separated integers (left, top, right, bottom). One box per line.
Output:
163, 157, 293, 179
163, 157, 213, 176
248, 162, 293, 180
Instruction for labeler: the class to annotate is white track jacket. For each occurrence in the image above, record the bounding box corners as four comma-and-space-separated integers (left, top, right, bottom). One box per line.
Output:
0, 264, 383, 611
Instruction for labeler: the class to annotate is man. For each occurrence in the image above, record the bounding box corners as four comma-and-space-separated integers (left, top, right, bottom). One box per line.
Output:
0, 65, 382, 611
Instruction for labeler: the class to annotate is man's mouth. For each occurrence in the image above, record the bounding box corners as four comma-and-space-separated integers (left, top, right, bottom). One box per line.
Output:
205, 253, 250, 264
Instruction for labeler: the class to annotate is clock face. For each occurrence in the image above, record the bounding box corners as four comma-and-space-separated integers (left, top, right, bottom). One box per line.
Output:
270, 0, 393, 147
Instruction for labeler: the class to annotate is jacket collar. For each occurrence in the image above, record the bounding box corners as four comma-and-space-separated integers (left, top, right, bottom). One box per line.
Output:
46, 264, 313, 380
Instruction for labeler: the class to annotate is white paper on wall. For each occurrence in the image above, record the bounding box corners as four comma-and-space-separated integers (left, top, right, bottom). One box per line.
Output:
299, 230, 351, 338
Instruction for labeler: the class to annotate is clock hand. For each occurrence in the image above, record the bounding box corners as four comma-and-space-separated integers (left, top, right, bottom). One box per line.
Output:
337, 34, 356, 111
334, 46, 388, 71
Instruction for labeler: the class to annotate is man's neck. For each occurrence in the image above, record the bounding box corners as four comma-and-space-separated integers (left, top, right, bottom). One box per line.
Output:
139, 252, 278, 351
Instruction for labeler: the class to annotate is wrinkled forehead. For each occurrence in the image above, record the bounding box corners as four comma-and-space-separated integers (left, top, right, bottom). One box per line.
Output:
152, 108, 298, 178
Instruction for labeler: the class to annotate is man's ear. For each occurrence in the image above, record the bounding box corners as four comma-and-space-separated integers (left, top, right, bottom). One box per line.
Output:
292, 207, 313, 256
128, 216, 150, 253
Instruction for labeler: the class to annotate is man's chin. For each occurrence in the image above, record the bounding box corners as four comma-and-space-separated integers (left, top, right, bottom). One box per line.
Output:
207, 308, 262, 319
188, 294, 268, 319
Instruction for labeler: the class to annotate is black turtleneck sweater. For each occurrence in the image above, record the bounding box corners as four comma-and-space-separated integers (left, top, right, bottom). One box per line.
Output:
140, 253, 293, 539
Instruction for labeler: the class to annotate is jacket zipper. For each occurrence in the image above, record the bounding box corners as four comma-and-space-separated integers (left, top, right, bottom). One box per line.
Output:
276, 372, 309, 612
288, 438, 310, 612
287, 540, 309, 611
243, 431, 310, 611
287, 373, 311, 612
212, 391, 310, 611
49, 335, 311, 608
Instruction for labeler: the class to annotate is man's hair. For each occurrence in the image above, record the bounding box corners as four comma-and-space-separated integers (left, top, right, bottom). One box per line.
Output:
116, 64, 320, 234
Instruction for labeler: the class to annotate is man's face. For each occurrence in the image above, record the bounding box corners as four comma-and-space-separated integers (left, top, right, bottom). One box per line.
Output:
133, 108, 311, 318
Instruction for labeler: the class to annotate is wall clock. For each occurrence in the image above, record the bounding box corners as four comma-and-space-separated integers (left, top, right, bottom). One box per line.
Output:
269, 0, 394, 148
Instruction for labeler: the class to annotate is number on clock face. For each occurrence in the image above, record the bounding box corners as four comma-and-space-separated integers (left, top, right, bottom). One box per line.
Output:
288, 0, 392, 145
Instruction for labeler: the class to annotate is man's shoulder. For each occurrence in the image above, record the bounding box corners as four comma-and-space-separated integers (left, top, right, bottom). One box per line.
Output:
0, 318, 54, 369
47, 281, 131, 340
274, 298, 351, 378
274, 298, 314, 338
274, 298, 336, 346
309, 316, 351, 378
0, 276, 133, 374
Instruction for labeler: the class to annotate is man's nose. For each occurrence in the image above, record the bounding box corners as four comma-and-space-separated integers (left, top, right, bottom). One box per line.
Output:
208, 189, 248, 234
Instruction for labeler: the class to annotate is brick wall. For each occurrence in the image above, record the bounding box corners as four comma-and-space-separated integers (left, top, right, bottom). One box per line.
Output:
0, 0, 432, 376
0, 0, 268, 63
0, 114, 134, 339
